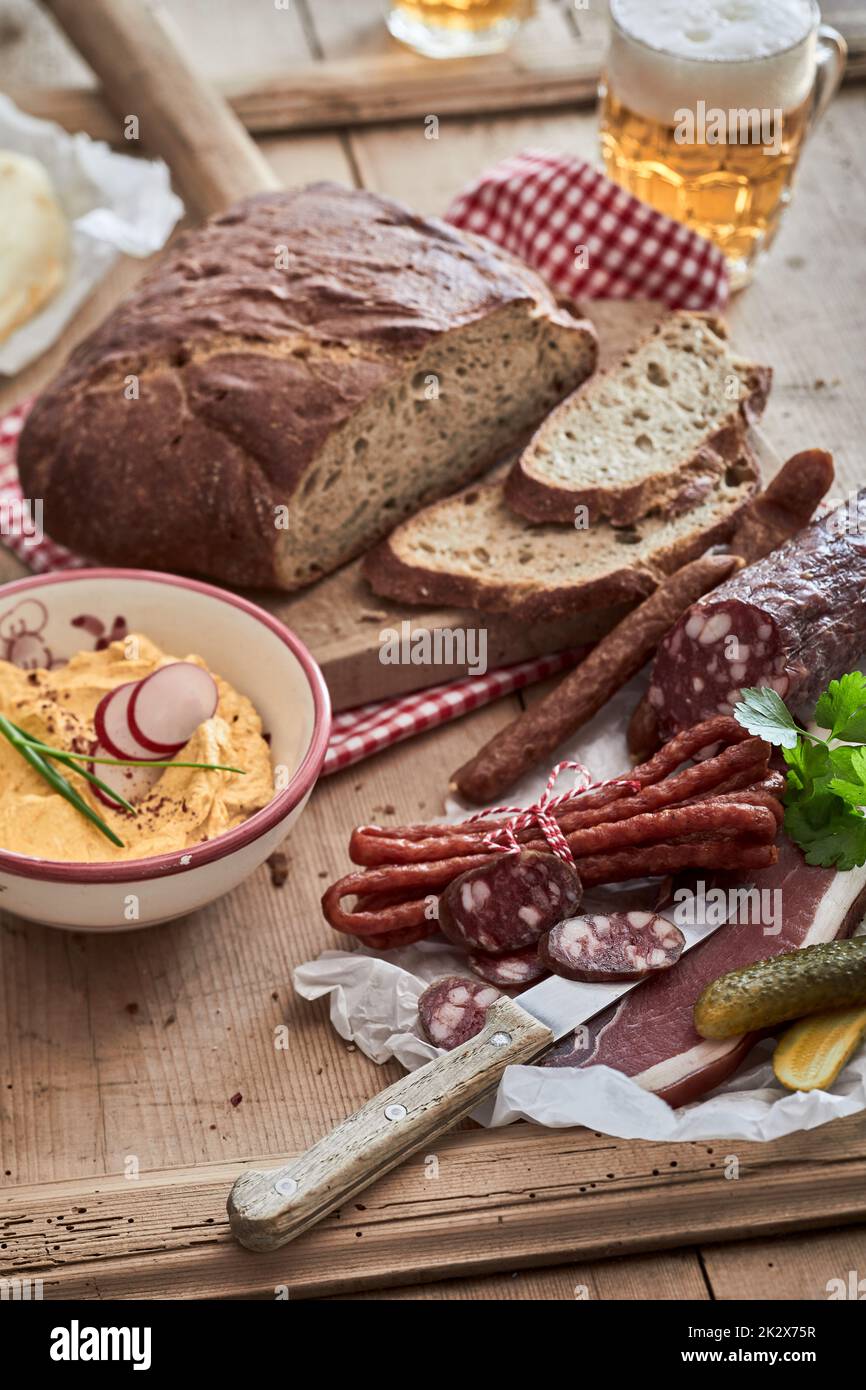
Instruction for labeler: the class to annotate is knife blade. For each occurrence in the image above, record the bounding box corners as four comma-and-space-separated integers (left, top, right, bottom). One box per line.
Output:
512, 902, 724, 1037
227, 900, 725, 1252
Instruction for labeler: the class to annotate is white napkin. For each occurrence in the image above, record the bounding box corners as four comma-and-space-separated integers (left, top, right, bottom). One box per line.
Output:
0, 94, 183, 374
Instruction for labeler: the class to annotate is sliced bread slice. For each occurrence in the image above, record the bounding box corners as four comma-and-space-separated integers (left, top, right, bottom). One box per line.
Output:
362, 435, 759, 622
505, 312, 771, 527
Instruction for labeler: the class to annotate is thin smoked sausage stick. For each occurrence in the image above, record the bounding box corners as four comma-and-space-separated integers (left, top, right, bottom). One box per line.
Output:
727, 448, 834, 565
323, 832, 779, 939
451, 553, 743, 805
351, 736, 770, 866
627, 693, 662, 759
354, 714, 752, 852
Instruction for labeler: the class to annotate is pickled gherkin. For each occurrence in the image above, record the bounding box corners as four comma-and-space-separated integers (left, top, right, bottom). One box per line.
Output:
694, 940, 866, 1040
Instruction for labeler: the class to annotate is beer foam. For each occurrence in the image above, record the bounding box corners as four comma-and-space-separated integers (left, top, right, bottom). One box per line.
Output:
607, 0, 818, 126
612, 0, 814, 62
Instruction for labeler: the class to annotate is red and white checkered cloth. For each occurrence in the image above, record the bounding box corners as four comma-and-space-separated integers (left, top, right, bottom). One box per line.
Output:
0, 403, 80, 573
0, 152, 728, 774
447, 149, 729, 311
325, 646, 586, 775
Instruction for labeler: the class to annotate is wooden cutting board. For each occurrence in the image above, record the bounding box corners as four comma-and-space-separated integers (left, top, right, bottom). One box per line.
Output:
0, 297, 780, 709
0, 300, 673, 708
258, 298, 667, 709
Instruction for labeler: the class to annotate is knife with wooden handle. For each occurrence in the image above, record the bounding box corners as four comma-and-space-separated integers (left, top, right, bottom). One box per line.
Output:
228, 993, 551, 1252
227, 908, 723, 1252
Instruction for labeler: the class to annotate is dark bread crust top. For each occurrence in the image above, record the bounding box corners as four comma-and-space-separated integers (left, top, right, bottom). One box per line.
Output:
64, 182, 571, 371
18, 183, 585, 586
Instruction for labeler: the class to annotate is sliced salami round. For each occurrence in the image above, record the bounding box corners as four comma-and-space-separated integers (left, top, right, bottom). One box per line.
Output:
417, 976, 501, 1050
438, 849, 582, 955
648, 494, 866, 735
467, 946, 548, 990
539, 911, 685, 983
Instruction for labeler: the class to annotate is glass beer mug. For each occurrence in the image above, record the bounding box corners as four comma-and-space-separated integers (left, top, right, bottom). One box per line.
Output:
385, 0, 533, 59
600, 0, 847, 287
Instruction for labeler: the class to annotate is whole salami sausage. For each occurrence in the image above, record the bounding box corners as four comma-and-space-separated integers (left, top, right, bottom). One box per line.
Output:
539, 911, 685, 982
467, 946, 548, 989
438, 849, 582, 954
417, 976, 501, 1049
647, 493, 866, 735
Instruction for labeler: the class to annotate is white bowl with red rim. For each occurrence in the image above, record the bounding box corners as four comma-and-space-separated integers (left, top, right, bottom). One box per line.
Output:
0, 569, 331, 930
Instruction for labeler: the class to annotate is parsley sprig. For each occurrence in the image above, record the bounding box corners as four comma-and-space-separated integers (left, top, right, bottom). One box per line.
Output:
734, 673, 866, 870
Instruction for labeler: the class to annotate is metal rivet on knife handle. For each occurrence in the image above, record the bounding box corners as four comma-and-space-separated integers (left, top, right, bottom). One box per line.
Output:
226, 996, 552, 1252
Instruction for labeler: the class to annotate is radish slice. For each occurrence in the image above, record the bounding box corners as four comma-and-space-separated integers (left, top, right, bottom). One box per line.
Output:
94, 682, 179, 763
88, 744, 162, 810
128, 662, 218, 754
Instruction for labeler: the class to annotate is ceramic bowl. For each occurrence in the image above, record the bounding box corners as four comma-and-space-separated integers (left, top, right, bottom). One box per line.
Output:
0, 569, 330, 930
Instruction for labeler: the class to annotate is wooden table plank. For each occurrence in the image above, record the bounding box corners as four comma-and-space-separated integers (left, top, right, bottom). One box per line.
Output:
0, 0, 314, 89
703, 1227, 866, 1301
334, 1250, 710, 1300
0, 691, 521, 1187
2, 0, 866, 1303
4, 1115, 866, 1299
10, 1, 866, 140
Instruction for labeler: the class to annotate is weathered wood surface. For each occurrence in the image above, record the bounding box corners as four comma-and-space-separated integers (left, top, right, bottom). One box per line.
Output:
5, 1115, 866, 1299
1, 0, 866, 1301
7, 2, 866, 141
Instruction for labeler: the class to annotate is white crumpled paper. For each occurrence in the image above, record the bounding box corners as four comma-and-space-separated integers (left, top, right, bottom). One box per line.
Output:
295, 671, 866, 1143
0, 94, 183, 375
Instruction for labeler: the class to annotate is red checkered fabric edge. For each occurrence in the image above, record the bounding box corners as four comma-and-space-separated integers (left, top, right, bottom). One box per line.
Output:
324, 647, 583, 776
447, 149, 729, 312
0, 152, 728, 773
0, 398, 81, 573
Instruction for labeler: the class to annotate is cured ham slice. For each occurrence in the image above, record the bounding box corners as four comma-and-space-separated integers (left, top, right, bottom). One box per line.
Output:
543, 839, 866, 1106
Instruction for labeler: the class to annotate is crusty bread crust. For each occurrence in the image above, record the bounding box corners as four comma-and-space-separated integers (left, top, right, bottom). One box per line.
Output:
363, 434, 760, 623
505, 312, 771, 527
17, 183, 597, 589
363, 531, 655, 623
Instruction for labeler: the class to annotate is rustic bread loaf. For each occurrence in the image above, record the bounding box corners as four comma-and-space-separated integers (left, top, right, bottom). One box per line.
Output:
362, 436, 759, 622
505, 312, 771, 527
16, 183, 597, 590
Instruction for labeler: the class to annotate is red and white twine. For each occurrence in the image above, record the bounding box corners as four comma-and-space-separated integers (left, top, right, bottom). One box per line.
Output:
469, 761, 640, 868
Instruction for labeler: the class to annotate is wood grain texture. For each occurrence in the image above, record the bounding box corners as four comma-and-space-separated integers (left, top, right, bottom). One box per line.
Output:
4, 1114, 866, 1298
5, 45, 604, 143
228, 997, 552, 1251
7, 2, 866, 141
703, 1226, 866, 1301
41, 0, 279, 215
2, 0, 866, 1303
333, 1249, 710, 1300
0, 692, 522, 1187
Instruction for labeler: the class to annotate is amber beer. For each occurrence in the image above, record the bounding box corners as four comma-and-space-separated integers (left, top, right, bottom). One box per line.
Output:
600, 0, 846, 285
386, 0, 533, 58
